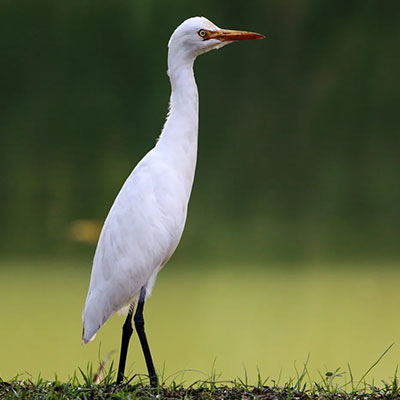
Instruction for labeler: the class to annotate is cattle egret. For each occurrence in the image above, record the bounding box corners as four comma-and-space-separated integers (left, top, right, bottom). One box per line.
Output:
82, 16, 264, 386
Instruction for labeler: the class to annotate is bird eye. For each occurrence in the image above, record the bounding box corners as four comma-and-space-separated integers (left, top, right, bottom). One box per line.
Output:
198, 30, 207, 39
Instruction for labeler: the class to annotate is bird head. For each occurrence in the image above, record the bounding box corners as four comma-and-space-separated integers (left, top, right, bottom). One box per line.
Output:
168, 16, 264, 61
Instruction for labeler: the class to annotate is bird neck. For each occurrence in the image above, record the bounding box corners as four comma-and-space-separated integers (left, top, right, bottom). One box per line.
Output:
158, 55, 198, 154
155, 55, 199, 197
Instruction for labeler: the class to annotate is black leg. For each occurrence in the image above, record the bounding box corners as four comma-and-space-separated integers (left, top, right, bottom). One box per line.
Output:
116, 304, 134, 384
134, 287, 158, 387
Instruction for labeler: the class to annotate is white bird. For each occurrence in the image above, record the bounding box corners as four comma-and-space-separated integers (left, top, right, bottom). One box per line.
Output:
82, 16, 263, 386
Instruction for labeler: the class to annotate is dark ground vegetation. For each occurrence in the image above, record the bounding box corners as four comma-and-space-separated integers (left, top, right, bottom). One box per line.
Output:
1, 380, 399, 400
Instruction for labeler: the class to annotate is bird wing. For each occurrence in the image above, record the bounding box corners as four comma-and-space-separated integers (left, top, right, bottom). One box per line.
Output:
82, 148, 188, 343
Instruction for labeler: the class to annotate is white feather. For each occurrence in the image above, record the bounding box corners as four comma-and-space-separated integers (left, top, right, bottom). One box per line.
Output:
81, 16, 262, 344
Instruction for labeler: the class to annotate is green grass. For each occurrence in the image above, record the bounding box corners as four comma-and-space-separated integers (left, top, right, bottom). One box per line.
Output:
1, 361, 399, 400
0, 258, 400, 385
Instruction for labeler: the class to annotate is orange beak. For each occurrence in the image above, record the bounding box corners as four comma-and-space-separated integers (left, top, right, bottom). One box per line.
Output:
208, 29, 265, 42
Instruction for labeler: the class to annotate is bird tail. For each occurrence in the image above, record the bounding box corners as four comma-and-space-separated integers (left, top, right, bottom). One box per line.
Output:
81, 292, 107, 344
82, 311, 100, 344
81, 285, 142, 344
82, 326, 97, 344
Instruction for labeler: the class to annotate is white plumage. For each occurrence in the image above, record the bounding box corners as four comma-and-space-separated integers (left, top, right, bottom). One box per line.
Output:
81, 16, 263, 383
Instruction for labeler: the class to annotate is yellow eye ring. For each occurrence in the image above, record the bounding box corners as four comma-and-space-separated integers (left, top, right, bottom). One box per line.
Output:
198, 30, 207, 38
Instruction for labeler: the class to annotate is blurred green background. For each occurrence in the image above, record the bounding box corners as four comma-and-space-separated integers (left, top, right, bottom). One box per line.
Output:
0, 0, 399, 384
